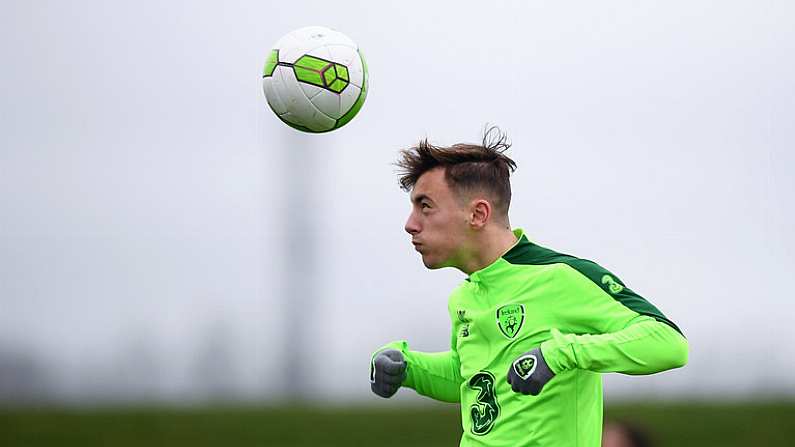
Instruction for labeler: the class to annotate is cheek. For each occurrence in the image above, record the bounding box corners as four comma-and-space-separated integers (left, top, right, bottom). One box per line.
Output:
425, 214, 448, 235
429, 214, 464, 244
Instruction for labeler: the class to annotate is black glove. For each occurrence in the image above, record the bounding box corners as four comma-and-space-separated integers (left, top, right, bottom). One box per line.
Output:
370, 349, 407, 398
506, 347, 555, 396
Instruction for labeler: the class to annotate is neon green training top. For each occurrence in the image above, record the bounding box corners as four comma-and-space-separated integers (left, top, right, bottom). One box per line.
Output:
378, 229, 688, 447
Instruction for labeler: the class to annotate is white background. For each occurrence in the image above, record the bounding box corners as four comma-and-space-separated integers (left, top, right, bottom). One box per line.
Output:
1, 0, 793, 403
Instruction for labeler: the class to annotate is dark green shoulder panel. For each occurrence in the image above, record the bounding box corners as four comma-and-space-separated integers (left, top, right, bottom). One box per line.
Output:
504, 237, 683, 335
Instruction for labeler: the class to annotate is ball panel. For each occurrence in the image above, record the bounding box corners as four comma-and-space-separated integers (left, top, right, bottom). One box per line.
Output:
273, 32, 307, 64
335, 79, 367, 129
339, 84, 360, 115
306, 45, 333, 63
347, 51, 365, 89
263, 70, 288, 115
293, 65, 325, 87
326, 45, 357, 66
277, 66, 335, 132
335, 64, 349, 81
263, 49, 278, 77
311, 89, 342, 120
298, 80, 323, 100
278, 112, 317, 133
294, 54, 330, 71
322, 67, 336, 86
328, 79, 346, 93
359, 49, 369, 92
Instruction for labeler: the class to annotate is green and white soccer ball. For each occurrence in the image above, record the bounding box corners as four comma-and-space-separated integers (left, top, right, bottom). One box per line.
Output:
262, 26, 368, 133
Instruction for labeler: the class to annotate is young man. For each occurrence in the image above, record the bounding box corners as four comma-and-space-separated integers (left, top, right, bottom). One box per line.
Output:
369, 128, 688, 446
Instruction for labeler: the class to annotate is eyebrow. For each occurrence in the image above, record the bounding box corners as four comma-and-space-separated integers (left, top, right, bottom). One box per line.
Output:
411, 193, 432, 205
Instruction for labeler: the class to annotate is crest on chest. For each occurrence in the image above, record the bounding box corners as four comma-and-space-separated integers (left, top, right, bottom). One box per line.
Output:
496, 303, 525, 339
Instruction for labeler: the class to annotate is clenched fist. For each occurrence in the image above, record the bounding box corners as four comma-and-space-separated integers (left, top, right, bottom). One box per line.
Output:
506, 347, 555, 396
370, 349, 407, 398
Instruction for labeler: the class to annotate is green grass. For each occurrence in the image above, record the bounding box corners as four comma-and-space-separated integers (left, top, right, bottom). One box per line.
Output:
0, 402, 793, 446
604, 402, 795, 446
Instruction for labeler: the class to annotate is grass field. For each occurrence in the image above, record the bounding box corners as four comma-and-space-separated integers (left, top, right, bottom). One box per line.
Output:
1, 402, 793, 446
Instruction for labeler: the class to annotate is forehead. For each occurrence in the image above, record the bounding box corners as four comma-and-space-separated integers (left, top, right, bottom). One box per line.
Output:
410, 168, 450, 201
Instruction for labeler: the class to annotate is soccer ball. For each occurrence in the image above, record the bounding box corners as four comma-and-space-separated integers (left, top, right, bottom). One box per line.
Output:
262, 26, 368, 133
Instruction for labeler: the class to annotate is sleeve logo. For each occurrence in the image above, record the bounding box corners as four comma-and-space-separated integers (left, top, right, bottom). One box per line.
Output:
601, 274, 624, 294
496, 304, 525, 339
512, 353, 537, 380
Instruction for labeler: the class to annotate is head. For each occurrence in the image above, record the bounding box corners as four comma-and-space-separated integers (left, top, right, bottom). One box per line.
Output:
398, 126, 517, 270
602, 421, 653, 447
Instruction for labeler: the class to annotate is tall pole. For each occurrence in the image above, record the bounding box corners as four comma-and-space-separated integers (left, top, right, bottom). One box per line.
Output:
281, 129, 316, 400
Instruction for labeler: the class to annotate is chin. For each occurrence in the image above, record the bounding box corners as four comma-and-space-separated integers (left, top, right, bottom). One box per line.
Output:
423, 261, 444, 270
421, 255, 447, 270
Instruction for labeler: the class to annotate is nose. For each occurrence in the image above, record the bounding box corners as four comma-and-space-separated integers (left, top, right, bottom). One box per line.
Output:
404, 212, 420, 235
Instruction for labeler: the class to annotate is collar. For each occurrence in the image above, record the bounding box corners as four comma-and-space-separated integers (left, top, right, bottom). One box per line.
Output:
467, 228, 532, 283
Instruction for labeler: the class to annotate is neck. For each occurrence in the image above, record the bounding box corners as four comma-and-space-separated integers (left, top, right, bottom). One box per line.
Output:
458, 225, 518, 275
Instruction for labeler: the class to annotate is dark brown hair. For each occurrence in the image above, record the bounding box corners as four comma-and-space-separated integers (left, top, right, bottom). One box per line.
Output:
396, 125, 518, 216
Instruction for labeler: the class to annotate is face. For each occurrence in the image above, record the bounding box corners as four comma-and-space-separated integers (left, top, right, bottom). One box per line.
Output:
601, 424, 636, 447
404, 168, 470, 269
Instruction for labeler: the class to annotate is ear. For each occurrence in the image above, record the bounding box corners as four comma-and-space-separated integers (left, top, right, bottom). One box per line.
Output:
469, 199, 492, 229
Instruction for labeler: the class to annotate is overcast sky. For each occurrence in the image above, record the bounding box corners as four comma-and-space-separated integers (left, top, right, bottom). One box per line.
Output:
1, 1, 793, 403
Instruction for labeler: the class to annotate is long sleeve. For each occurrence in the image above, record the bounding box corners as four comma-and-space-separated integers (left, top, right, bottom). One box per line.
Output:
376, 340, 463, 403
403, 349, 462, 402
540, 315, 689, 375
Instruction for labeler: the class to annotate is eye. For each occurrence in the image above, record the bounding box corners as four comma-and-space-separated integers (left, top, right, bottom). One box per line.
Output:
421, 202, 431, 210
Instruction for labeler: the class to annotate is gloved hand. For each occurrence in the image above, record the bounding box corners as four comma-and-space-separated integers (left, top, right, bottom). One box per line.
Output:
370, 349, 407, 398
506, 347, 555, 396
